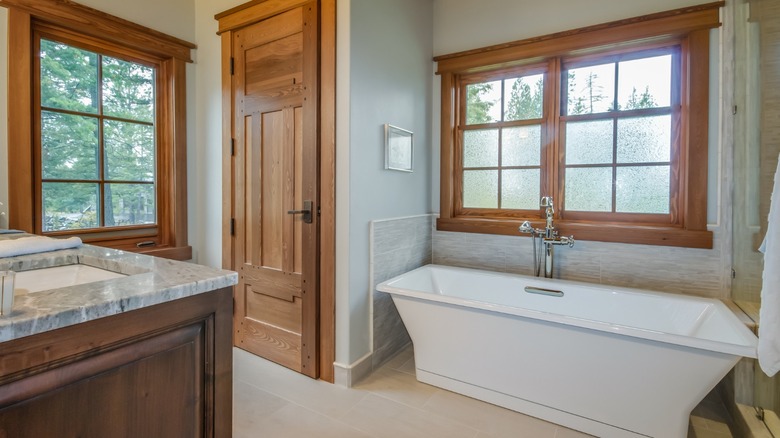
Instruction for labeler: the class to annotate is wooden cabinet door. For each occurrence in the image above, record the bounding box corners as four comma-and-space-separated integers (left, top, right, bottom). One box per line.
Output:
231, 3, 319, 377
0, 288, 232, 438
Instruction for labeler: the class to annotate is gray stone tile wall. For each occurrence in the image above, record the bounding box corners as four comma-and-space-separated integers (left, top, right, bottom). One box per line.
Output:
433, 225, 729, 299
370, 215, 433, 369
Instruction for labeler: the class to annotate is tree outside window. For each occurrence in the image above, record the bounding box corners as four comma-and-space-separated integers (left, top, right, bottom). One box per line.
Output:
458, 49, 677, 219
39, 39, 156, 232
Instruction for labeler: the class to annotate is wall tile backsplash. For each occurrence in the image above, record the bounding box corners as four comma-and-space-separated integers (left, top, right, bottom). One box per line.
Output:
370, 215, 432, 369
433, 226, 729, 299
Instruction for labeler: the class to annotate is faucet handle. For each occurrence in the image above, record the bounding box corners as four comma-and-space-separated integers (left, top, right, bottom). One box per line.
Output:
519, 221, 534, 234
560, 235, 575, 248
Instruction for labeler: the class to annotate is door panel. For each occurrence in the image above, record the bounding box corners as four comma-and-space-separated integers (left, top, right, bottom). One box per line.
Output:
232, 2, 318, 376
246, 287, 302, 332
260, 110, 286, 271
294, 107, 303, 274
245, 35, 303, 97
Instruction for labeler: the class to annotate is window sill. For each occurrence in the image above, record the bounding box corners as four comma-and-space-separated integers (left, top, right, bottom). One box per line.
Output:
136, 245, 192, 261
90, 241, 193, 261
436, 217, 713, 249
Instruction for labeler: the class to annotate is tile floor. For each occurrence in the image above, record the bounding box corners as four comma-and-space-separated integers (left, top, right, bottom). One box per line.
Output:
234, 346, 737, 438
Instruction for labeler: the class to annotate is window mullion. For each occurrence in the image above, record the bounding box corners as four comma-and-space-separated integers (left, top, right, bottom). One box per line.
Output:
97, 54, 106, 229
549, 57, 562, 216
497, 80, 505, 209
611, 61, 619, 214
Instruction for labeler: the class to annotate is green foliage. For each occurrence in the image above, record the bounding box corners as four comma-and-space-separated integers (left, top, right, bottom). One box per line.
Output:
505, 77, 543, 121
567, 71, 588, 115
41, 111, 99, 181
40, 40, 98, 113
39, 40, 156, 231
583, 71, 607, 113
465, 83, 495, 124
102, 57, 154, 122
624, 86, 657, 110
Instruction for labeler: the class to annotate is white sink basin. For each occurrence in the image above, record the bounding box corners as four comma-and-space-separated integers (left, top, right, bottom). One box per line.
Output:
15, 265, 127, 294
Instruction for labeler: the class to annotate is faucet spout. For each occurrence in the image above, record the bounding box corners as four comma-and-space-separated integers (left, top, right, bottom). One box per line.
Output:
541, 196, 556, 239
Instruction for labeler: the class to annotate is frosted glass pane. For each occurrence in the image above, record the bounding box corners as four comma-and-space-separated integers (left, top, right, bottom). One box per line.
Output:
617, 115, 671, 163
463, 129, 499, 168
502, 169, 540, 209
463, 170, 498, 208
565, 120, 613, 165
618, 55, 671, 110
504, 74, 544, 121
616, 166, 670, 214
466, 80, 501, 124
565, 167, 612, 212
566, 63, 615, 115
502, 126, 541, 166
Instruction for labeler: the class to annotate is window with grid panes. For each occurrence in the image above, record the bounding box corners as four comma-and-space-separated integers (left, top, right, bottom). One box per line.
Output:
436, 4, 719, 248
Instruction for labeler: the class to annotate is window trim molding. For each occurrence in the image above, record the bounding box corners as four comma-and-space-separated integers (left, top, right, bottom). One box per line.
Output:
434, 2, 723, 74
6, 2, 194, 259
436, 3, 722, 249
0, 0, 195, 61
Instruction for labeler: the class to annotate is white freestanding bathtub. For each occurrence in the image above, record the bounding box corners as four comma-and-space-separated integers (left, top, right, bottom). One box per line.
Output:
376, 264, 758, 438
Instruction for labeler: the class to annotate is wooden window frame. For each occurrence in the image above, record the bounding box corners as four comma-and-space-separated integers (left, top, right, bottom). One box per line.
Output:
435, 2, 723, 249
4, 0, 195, 260
457, 62, 553, 217
558, 45, 680, 223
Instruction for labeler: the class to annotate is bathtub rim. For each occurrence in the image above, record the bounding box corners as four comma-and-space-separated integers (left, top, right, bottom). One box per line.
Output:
377, 264, 758, 359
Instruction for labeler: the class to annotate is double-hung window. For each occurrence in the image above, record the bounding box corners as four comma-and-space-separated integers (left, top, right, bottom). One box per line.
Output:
460, 66, 548, 212
561, 48, 678, 220
436, 4, 721, 248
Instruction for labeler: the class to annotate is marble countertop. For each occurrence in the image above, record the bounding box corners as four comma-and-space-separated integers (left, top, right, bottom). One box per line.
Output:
0, 234, 238, 342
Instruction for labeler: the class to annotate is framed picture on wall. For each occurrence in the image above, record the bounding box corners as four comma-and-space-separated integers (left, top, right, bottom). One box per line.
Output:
384, 124, 413, 172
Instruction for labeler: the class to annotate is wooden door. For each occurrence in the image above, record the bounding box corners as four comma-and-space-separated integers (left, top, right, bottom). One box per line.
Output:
231, 3, 319, 377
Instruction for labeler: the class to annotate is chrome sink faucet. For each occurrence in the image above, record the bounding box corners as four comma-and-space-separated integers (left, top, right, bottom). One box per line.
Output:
519, 197, 575, 278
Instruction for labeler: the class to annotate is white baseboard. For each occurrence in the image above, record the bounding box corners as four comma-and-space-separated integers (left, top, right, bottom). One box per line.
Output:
333, 351, 373, 387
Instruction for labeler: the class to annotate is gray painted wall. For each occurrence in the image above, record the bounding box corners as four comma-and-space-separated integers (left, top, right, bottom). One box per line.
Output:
343, 0, 434, 364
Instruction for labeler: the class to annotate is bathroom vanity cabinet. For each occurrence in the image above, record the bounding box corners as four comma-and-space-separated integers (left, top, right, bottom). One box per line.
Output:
0, 235, 237, 438
0, 286, 232, 438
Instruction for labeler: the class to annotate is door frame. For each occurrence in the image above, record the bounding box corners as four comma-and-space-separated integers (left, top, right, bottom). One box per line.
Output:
216, 0, 336, 382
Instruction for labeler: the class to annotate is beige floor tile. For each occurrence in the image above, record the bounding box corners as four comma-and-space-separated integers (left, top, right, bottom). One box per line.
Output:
233, 347, 735, 438
383, 345, 414, 370
692, 398, 730, 422
704, 419, 732, 434
420, 388, 558, 438
396, 354, 416, 375
234, 348, 367, 419
691, 416, 709, 429
691, 426, 733, 438
353, 366, 439, 409
236, 402, 372, 438
341, 393, 479, 438
553, 426, 597, 438
232, 381, 289, 435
